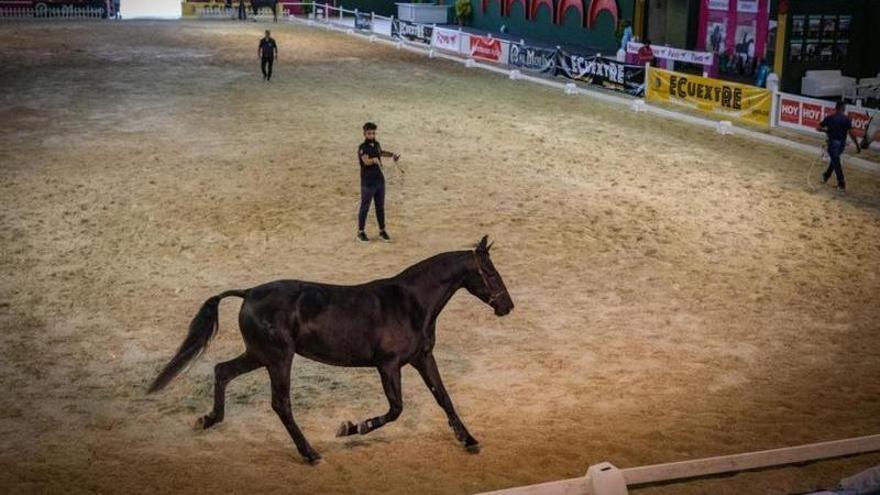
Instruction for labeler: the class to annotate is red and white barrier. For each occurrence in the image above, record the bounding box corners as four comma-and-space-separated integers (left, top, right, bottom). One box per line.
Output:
774, 91, 879, 142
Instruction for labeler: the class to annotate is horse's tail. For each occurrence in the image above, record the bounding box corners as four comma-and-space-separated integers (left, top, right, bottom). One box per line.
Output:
147, 289, 247, 394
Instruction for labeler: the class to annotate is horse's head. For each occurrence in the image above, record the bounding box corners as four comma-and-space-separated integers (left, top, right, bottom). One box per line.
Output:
463, 236, 514, 317
860, 115, 879, 150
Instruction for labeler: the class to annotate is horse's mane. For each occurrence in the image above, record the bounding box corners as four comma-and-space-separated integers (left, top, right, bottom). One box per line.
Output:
394, 251, 470, 281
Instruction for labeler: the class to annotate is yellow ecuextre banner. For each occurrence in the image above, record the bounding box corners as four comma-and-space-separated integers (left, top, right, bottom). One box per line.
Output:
646, 67, 772, 127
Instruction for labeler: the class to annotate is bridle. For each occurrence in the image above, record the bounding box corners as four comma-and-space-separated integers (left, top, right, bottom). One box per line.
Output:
472, 250, 507, 305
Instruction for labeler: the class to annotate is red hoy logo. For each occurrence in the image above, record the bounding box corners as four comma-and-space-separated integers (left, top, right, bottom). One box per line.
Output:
848, 112, 870, 130
780, 101, 799, 115
780, 100, 799, 123
802, 105, 823, 121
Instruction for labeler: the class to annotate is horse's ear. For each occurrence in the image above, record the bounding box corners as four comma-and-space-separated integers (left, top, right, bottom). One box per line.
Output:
487, 241, 494, 251
478, 235, 489, 251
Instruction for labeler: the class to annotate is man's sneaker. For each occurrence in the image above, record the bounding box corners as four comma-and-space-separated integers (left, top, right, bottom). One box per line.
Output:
837, 186, 846, 193
378, 231, 391, 242
357, 231, 369, 243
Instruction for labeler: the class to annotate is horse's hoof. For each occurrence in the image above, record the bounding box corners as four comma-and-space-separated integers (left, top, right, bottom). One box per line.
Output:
465, 441, 481, 454
357, 419, 373, 435
336, 421, 356, 437
306, 454, 323, 466
196, 414, 221, 430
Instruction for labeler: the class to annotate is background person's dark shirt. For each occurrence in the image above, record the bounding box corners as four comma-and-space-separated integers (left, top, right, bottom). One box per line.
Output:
820, 112, 852, 142
259, 38, 277, 59
358, 140, 385, 183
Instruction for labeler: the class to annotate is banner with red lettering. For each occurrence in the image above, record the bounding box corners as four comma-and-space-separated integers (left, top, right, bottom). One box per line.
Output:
775, 92, 878, 140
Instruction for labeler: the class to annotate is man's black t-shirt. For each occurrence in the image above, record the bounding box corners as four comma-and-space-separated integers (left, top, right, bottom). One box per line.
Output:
259, 38, 277, 59
820, 112, 852, 142
358, 140, 385, 183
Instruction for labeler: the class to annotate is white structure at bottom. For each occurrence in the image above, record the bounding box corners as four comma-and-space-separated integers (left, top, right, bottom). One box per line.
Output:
120, 0, 181, 19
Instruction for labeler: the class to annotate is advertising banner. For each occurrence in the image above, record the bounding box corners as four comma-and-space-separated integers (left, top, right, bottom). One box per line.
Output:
391, 19, 433, 45
508, 43, 557, 73
627, 42, 714, 66
354, 12, 372, 31
646, 67, 771, 127
776, 92, 879, 139
469, 35, 504, 63
431, 27, 464, 54
556, 51, 645, 96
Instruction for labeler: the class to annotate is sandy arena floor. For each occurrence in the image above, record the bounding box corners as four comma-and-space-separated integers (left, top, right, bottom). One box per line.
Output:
1, 20, 880, 495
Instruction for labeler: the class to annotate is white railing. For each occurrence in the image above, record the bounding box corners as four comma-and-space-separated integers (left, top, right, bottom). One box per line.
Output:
197, 6, 234, 18
479, 433, 880, 495
201, 5, 284, 20
0, 7, 106, 19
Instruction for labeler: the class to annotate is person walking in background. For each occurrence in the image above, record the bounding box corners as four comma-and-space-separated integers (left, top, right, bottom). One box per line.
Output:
259, 30, 278, 81
357, 122, 401, 243
637, 39, 655, 66
620, 20, 633, 52
238, 0, 247, 20
816, 101, 861, 192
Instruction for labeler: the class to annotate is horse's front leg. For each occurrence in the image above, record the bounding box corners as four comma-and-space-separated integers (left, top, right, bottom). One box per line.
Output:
336, 363, 402, 436
411, 352, 480, 452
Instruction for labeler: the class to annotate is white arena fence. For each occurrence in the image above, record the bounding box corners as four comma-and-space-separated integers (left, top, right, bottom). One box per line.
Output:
478, 433, 880, 495
0, 6, 106, 20
196, 5, 281, 21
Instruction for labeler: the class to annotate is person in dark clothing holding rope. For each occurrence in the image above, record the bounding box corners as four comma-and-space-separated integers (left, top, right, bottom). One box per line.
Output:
816, 101, 861, 192
259, 30, 278, 81
357, 122, 400, 243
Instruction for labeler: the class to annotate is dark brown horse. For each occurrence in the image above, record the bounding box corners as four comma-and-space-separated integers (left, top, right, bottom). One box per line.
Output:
148, 236, 514, 464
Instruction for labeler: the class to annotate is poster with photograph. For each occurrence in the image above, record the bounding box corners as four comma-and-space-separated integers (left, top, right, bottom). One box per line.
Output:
821, 16, 836, 41
707, 0, 728, 11
837, 16, 851, 40
791, 15, 804, 39
734, 23, 756, 60
737, 0, 757, 13
789, 42, 802, 62
819, 43, 833, 62
835, 42, 848, 62
706, 21, 727, 54
807, 16, 820, 39
804, 43, 818, 61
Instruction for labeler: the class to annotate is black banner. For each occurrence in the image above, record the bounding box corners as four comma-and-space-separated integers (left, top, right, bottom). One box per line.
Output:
354, 12, 372, 31
508, 43, 557, 73
391, 19, 433, 45
556, 51, 645, 96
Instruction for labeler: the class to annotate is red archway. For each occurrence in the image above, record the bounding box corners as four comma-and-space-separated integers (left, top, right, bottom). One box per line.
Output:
504, 0, 528, 18
555, 0, 584, 25
586, 0, 618, 28
529, 0, 553, 21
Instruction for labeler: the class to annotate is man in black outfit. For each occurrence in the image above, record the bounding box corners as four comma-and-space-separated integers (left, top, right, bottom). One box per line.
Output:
238, 0, 246, 20
357, 122, 401, 243
259, 30, 278, 81
816, 101, 861, 192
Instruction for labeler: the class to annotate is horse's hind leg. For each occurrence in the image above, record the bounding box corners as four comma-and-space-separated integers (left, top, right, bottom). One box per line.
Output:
337, 363, 402, 437
411, 353, 480, 452
198, 352, 261, 429
267, 356, 322, 465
